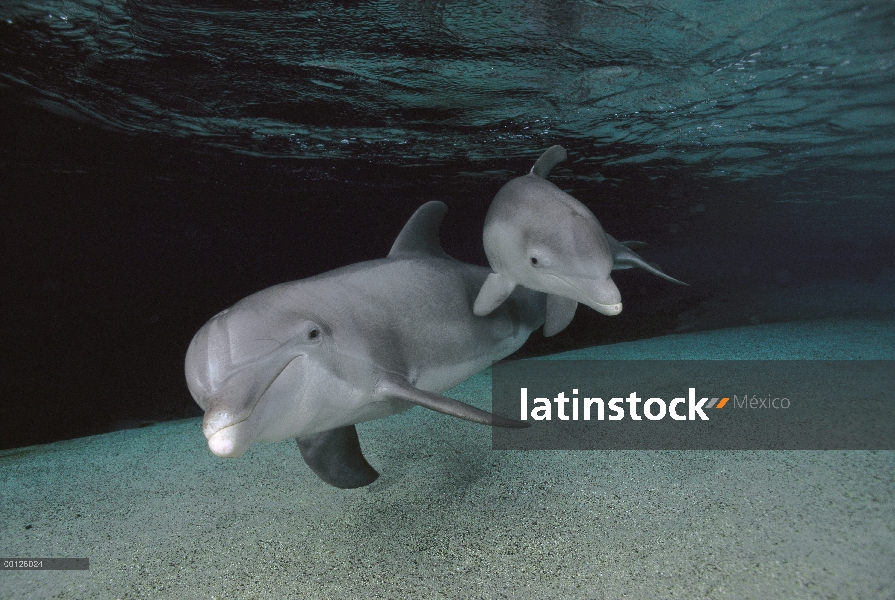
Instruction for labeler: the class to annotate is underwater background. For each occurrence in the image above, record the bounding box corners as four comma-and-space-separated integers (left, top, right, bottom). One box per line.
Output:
2, 1, 894, 447
2, 2, 895, 599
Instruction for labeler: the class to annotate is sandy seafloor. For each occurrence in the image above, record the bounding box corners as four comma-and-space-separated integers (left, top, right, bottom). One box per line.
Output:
2, 318, 894, 599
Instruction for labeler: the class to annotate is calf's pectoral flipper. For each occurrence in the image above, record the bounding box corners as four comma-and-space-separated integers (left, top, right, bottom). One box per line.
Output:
296, 425, 380, 489
606, 234, 688, 285
473, 272, 517, 316
544, 294, 578, 337
376, 376, 529, 428
620, 240, 649, 251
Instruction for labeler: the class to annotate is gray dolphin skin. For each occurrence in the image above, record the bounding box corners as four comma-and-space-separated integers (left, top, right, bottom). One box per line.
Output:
185, 201, 543, 488
474, 145, 685, 336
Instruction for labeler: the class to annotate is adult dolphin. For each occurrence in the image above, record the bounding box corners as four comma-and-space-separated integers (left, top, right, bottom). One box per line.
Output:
474, 145, 685, 336
185, 201, 543, 489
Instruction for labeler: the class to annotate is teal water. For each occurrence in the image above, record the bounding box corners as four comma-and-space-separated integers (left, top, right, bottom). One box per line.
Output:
2, 0, 894, 178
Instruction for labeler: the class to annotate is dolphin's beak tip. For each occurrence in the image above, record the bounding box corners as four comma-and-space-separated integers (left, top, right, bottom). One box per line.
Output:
207, 432, 245, 458
597, 302, 622, 316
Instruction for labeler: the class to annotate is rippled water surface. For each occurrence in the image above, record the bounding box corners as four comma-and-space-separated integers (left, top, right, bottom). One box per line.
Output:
3, 0, 894, 178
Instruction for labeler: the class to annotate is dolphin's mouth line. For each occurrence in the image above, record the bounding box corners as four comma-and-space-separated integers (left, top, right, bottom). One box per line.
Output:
542, 272, 619, 309
203, 412, 250, 442
202, 355, 305, 440
205, 417, 247, 440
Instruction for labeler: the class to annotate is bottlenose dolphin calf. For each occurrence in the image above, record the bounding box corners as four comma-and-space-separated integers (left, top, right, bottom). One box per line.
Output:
474, 145, 685, 335
185, 201, 543, 489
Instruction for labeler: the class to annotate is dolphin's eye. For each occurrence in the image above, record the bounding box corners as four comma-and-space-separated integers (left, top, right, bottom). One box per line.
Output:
308, 328, 320, 340
530, 256, 539, 266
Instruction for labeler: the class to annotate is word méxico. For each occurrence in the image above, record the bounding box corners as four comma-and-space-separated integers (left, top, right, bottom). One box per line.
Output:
520, 388, 723, 421
732, 395, 790, 409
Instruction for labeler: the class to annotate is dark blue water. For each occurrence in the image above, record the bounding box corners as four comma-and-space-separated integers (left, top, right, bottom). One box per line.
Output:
2, 0, 894, 449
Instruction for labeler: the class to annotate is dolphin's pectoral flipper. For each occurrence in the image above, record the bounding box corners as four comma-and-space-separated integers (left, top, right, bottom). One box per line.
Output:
296, 426, 380, 489
606, 234, 688, 285
376, 377, 530, 429
473, 272, 517, 316
621, 240, 649, 251
544, 294, 578, 337
530, 145, 568, 179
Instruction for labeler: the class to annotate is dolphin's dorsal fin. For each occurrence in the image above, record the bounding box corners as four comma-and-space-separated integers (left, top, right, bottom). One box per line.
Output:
375, 376, 530, 428
387, 201, 449, 259
530, 145, 568, 179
